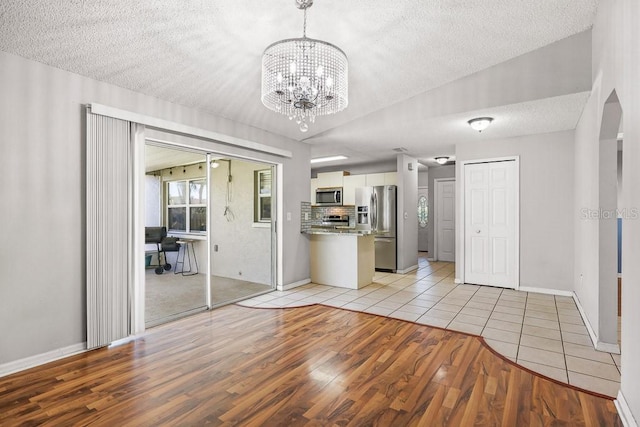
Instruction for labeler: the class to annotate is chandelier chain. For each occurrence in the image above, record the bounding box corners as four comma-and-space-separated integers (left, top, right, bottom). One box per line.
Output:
303, 7, 307, 38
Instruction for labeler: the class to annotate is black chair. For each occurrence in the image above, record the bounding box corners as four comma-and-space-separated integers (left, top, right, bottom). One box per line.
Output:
145, 227, 181, 274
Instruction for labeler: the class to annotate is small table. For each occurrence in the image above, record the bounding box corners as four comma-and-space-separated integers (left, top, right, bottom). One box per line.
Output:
175, 239, 199, 276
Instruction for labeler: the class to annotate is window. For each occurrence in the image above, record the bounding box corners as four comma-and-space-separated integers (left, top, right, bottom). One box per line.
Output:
417, 195, 428, 228
167, 179, 207, 233
255, 169, 272, 223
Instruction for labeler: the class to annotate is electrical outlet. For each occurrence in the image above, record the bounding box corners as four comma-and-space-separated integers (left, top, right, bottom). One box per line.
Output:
287, 212, 292, 221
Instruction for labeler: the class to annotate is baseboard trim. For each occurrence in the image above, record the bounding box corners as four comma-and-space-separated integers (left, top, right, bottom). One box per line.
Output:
0, 342, 87, 378
397, 264, 418, 274
572, 292, 620, 354
454, 278, 463, 284
426, 258, 436, 262
596, 341, 621, 354
518, 286, 573, 297
281, 278, 311, 291
572, 291, 599, 350
616, 390, 639, 427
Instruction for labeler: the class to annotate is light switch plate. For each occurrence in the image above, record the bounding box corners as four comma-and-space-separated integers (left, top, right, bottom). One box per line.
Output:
287, 212, 292, 221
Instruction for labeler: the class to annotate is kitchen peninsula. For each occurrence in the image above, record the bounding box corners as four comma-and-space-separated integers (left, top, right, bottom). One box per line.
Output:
302, 212, 375, 289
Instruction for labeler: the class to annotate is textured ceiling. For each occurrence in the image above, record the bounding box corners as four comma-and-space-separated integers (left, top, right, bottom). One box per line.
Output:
0, 0, 598, 167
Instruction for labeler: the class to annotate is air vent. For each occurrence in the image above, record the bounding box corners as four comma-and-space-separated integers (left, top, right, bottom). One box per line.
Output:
392, 147, 408, 153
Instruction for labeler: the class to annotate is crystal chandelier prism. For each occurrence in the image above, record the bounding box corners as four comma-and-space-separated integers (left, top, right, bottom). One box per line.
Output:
261, 0, 348, 132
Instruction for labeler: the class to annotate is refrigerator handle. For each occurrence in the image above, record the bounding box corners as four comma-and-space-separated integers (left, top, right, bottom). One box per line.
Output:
372, 191, 378, 231
369, 192, 374, 231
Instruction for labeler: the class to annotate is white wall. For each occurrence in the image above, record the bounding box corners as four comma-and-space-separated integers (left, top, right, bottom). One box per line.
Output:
396, 154, 418, 272
0, 50, 310, 366
574, 0, 640, 420
456, 130, 575, 291
418, 170, 429, 187
426, 165, 455, 258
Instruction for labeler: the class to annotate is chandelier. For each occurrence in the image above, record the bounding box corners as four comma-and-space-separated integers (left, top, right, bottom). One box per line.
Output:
261, 0, 348, 132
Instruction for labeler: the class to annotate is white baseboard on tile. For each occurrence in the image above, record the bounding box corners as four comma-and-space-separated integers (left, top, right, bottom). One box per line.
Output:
572, 292, 620, 354
397, 265, 418, 274
281, 278, 311, 291
0, 342, 86, 378
596, 341, 621, 354
454, 278, 463, 284
572, 291, 599, 349
616, 390, 639, 427
518, 286, 573, 297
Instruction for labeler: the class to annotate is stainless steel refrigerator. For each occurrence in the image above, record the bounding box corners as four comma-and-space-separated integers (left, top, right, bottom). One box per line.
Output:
355, 185, 397, 272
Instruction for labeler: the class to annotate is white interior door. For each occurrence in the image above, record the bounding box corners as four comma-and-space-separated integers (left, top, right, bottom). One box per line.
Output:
464, 160, 517, 288
436, 180, 455, 262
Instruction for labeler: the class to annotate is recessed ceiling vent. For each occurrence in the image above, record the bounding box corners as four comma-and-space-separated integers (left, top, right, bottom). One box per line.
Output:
392, 147, 408, 153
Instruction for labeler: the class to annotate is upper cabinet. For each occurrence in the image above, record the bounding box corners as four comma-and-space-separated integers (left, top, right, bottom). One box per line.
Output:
365, 172, 397, 186
384, 172, 397, 185
365, 173, 385, 186
316, 171, 348, 188
342, 175, 366, 205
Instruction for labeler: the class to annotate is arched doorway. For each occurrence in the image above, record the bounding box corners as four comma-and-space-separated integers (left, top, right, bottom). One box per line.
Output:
597, 90, 623, 352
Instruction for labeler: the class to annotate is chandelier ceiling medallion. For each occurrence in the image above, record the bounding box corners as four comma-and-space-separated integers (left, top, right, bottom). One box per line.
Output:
261, 0, 348, 132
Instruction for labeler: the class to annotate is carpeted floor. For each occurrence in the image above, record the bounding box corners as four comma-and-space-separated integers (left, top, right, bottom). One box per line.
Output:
145, 270, 272, 325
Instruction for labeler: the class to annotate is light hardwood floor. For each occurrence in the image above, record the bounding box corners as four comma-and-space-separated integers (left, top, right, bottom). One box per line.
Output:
0, 304, 621, 426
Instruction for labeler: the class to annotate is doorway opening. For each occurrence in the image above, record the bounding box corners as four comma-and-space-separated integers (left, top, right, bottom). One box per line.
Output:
209, 156, 275, 307
144, 144, 208, 326
597, 90, 623, 352
143, 142, 276, 328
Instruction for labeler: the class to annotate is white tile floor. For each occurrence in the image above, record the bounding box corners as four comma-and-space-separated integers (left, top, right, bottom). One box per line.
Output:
238, 257, 622, 397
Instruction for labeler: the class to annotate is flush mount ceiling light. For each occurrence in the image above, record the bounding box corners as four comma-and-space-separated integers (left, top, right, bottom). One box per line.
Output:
434, 156, 449, 165
468, 117, 494, 132
261, 0, 348, 133
310, 155, 348, 164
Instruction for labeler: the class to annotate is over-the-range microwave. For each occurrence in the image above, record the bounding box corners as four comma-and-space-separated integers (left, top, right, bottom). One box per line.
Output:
315, 187, 343, 206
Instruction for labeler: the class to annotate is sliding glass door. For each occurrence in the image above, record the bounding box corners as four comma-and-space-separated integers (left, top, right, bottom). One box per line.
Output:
144, 143, 208, 326
209, 157, 276, 306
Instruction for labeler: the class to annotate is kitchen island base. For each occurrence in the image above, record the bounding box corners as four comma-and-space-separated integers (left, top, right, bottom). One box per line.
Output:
309, 233, 375, 289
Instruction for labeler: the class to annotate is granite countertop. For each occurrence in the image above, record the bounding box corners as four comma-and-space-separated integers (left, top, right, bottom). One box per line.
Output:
302, 227, 384, 236
302, 227, 372, 235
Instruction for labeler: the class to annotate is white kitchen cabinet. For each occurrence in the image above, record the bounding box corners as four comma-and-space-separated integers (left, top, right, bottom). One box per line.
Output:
384, 172, 397, 185
365, 172, 397, 187
309, 233, 375, 289
342, 175, 366, 205
310, 178, 318, 203
365, 173, 385, 186
316, 171, 346, 188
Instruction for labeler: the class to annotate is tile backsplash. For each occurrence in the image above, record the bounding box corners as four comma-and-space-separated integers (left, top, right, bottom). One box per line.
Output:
300, 201, 313, 232
300, 202, 356, 232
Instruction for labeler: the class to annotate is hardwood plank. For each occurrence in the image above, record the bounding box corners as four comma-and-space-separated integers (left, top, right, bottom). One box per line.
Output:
0, 304, 622, 426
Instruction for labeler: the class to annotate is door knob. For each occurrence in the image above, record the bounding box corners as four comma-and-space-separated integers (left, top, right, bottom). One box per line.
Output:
476, 230, 481, 233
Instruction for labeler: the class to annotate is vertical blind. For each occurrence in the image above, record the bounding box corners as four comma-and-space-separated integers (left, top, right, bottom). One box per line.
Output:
86, 111, 131, 349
